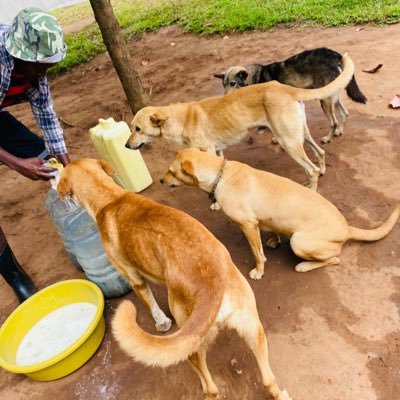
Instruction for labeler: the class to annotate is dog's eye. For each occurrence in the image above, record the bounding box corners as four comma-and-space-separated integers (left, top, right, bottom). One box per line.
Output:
135, 126, 141, 132
229, 82, 237, 87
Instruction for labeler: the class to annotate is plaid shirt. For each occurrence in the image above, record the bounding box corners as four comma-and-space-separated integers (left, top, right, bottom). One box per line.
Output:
0, 24, 67, 155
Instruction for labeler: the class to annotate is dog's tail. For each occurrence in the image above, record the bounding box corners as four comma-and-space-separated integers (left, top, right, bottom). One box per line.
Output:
346, 75, 367, 103
347, 205, 400, 241
295, 53, 355, 102
112, 288, 222, 368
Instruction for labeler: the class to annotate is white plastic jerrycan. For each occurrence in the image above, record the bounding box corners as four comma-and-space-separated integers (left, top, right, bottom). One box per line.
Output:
89, 118, 153, 192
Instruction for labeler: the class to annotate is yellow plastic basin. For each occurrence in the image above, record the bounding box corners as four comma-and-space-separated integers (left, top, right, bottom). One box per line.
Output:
0, 279, 105, 381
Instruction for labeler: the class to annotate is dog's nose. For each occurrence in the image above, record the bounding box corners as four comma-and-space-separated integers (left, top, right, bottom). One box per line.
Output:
125, 143, 131, 149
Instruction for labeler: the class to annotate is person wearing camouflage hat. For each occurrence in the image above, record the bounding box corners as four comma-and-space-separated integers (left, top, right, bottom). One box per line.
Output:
0, 8, 70, 303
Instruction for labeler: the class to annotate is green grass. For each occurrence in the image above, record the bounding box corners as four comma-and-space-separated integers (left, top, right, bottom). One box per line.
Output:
50, 0, 400, 74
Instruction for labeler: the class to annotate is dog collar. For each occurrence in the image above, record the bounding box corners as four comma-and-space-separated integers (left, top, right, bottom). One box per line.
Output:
209, 159, 227, 203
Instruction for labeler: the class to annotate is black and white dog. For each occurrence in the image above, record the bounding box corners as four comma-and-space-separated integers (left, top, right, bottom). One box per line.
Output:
214, 47, 367, 143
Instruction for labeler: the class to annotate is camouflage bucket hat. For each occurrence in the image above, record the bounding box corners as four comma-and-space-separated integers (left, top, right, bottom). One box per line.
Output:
5, 8, 67, 63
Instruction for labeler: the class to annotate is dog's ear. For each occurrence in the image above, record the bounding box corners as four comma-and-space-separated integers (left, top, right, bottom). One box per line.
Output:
150, 113, 167, 127
238, 70, 248, 81
57, 175, 71, 201
213, 72, 225, 80
99, 160, 116, 177
181, 160, 195, 177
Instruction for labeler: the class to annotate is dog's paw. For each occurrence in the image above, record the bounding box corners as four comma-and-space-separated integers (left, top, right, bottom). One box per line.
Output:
209, 202, 220, 211
321, 135, 332, 144
302, 179, 318, 191
265, 235, 281, 249
334, 127, 344, 137
155, 317, 173, 333
295, 263, 310, 273
249, 268, 264, 280
204, 393, 221, 400
281, 389, 293, 400
205, 392, 220, 400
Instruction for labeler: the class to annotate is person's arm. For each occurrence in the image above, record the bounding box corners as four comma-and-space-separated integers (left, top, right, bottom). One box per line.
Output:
0, 147, 57, 181
27, 77, 70, 166
55, 152, 70, 167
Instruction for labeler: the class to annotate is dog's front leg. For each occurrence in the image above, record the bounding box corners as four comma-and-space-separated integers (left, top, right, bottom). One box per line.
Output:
240, 222, 266, 280
127, 269, 172, 332
204, 146, 222, 211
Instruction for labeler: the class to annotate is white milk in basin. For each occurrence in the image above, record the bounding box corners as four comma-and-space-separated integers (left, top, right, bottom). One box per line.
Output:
16, 302, 97, 366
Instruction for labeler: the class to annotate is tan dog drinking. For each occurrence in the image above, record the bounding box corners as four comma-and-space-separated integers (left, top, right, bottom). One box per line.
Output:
127, 54, 355, 191
161, 148, 400, 279
57, 158, 291, 400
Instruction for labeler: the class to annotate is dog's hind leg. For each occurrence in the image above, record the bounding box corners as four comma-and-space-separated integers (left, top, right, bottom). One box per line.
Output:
188, 349, 220, 400
336, 97, 349, 118
333, 98, 348, 137
278, 139, 320, 191
295, 257, 340, 272
303, 123, 326, 175
269, 109, 320, 190
125, 269, 173, 332
171, 296, 220, 399
290, 232, 342, 272
320, 97, 340, 144
228, 289, 291, 400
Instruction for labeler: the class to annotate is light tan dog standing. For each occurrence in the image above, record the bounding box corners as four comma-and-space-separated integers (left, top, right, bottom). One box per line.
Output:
161, 148, 400, 280
127, 54, 355, 191
57, 158, 291, 400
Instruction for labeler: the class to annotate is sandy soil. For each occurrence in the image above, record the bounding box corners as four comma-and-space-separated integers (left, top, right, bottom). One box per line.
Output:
0, 22, 399, 400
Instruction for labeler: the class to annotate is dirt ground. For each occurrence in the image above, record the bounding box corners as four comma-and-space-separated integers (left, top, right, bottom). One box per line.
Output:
1, 22, 399, 400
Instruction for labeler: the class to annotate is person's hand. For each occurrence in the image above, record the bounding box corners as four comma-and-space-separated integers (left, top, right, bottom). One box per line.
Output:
12, 157, 58, 181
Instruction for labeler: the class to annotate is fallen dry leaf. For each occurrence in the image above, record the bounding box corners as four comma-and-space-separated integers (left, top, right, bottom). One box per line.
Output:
388, 94, 400, 109
362, 64, 383, 74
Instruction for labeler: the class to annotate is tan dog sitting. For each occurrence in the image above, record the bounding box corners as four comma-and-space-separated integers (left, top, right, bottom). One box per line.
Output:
57, 158, 291, 400
127, 54, 355, 191
161, 148, 400, 280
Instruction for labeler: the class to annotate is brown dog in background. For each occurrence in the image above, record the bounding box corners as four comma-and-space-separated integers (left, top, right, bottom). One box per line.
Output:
161, 148, 400, 280
57, 158, 291, 400
127, 54, 355, 191
214, 47, 367, 144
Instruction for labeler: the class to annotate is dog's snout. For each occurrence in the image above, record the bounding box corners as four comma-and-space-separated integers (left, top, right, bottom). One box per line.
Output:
125, 142, 144, 150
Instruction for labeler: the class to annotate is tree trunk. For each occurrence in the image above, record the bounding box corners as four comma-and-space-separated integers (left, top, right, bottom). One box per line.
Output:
89, 0, 148, 115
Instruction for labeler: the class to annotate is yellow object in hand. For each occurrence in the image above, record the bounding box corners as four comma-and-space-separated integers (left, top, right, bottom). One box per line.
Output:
47, 158, 64, 172
43, 158, 64, 176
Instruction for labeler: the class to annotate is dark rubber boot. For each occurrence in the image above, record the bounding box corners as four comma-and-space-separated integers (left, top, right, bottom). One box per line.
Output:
0, 243, 38, 303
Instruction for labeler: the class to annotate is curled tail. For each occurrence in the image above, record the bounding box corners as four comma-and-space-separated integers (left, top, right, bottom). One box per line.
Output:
112, 289, 222, 368
346, 75, 367, 103
295, 53, 355, 102
348, 205, 400, 241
